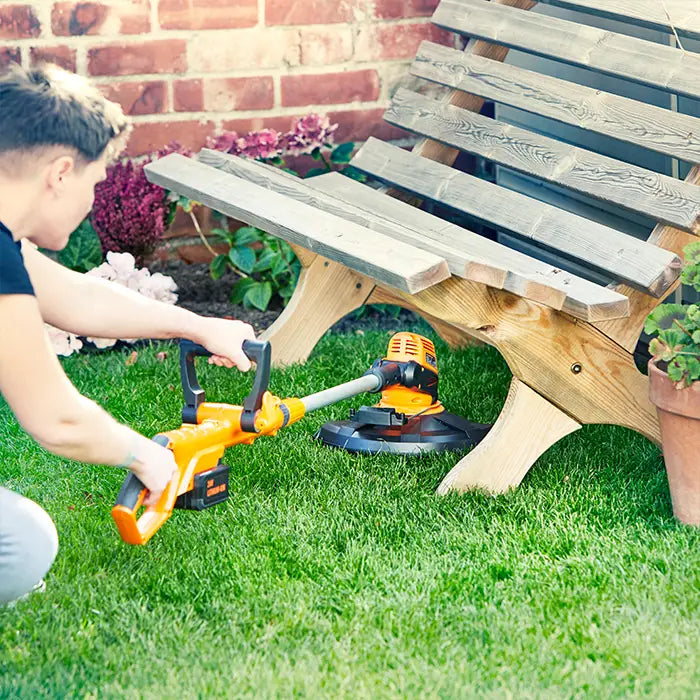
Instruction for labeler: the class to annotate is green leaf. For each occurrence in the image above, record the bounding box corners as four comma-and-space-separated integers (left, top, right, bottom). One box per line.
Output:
271, 255, 288, 277
230, 277, 257, 305
254, 248, 278, 273
644, 303, 687, 335
229, 245, 256, 274
343, 165, 367, 182
305, 167, 327, 178
311, 147, 322, 161
244, 281, 273, 311
210, 227, 234, 246
330, 142, 355, 164
59, 219, 103, 273
234, 226, 263, 245
178, 195, 200, 213
210, 254, 229, 280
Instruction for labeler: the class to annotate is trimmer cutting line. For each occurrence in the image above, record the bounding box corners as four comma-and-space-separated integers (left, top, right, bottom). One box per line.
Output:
111, 332, 490, 545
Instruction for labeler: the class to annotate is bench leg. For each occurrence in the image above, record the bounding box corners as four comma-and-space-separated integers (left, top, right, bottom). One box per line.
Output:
261, 255, 372, 366
437, 377, 581, 494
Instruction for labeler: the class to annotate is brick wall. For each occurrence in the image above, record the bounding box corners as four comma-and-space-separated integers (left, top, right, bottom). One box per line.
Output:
0, 1, 455, 156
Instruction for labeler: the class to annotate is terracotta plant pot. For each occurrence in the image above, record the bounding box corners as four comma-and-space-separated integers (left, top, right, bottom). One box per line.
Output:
648, 360, 700, 526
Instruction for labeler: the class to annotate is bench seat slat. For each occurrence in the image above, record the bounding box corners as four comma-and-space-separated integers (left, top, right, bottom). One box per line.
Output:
536, 0, 700, 41
143, 154, 449, 295
385, 88, 700, 234
196, 150, 630, 322
413, 41, 700, 164
432, 0, 700, 100
351, 138, 680, 296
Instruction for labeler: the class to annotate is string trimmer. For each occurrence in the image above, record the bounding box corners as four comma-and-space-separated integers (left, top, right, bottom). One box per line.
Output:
111, 332, 490, 545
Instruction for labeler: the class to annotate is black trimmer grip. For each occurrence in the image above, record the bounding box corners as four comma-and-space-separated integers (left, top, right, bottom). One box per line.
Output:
180, 340, 212, 423
115, 472, 147, 510
241, 340, 272, 433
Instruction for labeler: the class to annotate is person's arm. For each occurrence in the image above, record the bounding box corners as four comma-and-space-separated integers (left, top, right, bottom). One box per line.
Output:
0, 294, 175, 503
22, 243, 255, 370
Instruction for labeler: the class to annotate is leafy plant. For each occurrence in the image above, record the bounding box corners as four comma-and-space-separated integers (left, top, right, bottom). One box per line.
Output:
58, 218, 103, 273
209, 226, 300, 312
178, 114, 366, 312
645, 241, 700, 388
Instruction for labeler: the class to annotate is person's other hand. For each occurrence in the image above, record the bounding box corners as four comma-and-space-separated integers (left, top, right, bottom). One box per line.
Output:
130, 441, 178, 506
197, 318, 256, 371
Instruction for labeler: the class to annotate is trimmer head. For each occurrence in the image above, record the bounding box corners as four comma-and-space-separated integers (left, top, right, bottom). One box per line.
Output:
314, 405, 490, 455
315, 332, 491, 456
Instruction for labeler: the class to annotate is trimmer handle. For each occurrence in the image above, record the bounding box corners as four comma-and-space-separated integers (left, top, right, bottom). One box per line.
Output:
111, 434, 175, 546
179, 338, 271, 431
241, 339, 271, 432
180, 340, 211, 422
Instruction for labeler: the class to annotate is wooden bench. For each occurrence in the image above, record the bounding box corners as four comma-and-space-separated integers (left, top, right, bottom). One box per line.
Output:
145, 0, 700, 497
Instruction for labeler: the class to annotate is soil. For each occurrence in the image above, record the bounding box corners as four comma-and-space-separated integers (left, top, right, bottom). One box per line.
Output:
149, 258, 422, 335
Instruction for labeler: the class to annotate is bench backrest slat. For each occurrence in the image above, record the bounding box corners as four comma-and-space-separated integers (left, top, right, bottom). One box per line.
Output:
536, 0, 700, 40
433, 0, 700, 99
351, 138, 680, 296
413, 41, 700, 164
384, 87, 700, 234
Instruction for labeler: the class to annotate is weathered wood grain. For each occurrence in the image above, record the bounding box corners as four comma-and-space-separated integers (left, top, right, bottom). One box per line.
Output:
365, 279, 659, 442
409, 0, 536, 170
594, 165, 700, 352
197, 148, 631, 321
432, 0, 700, 99
536, 0, 700, 41
144, 154, 449, 294
413, 41, 700, 164
385, 88, 700, 233
351, 138, 680, 296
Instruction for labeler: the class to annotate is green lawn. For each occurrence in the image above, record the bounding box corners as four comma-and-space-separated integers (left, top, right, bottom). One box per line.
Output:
1, 330, 698, 698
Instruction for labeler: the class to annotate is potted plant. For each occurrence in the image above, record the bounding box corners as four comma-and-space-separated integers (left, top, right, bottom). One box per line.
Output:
645, 241, 700, 525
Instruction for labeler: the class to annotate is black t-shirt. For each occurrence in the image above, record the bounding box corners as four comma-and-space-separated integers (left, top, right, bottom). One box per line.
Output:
0, 221, 35, 296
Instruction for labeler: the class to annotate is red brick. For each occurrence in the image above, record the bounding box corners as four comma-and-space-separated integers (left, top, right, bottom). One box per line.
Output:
355, 22, 451, 61
189, 29, 299, 72
372, 0, 439, 19
282, 70, 379, 108
98, 80, 166, 115
300, 27, 352, 66
29, 46, 77, 72
0, 5, 40, 39
0, 47, 21, 67
126, 119, 215, 156
203, 77, 274, 112
328, 108, 407, 143
88, 39, 186, 76
173, 78, 203, 112
51, 1, 150, 36
159, 0, 257, 29
266, 0, 362, 25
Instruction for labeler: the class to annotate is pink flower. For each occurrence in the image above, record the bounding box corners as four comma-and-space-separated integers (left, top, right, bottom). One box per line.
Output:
282, 113, 338, 156
206, 131, 239, 153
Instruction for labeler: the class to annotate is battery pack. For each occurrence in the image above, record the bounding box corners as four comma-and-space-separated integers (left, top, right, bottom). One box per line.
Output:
174, 463, 230, 511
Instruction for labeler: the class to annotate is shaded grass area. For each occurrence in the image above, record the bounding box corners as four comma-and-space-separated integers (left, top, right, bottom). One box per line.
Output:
1, 331, 698, 698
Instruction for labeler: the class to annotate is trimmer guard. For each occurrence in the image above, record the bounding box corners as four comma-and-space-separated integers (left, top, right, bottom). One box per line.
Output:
314, 406, 491, 455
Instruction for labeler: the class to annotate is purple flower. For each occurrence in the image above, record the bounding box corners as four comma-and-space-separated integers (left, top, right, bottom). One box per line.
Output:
282, 113, 338, 156
235, 129, 282, 159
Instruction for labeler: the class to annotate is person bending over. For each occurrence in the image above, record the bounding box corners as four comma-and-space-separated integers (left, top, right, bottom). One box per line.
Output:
0, 63, 255, 605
